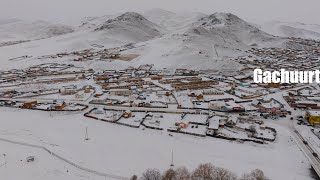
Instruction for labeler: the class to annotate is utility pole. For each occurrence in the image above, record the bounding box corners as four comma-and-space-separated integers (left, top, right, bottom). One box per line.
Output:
213, 44, 219, 58
170, 149, 174, 167
85, 127, 89, 141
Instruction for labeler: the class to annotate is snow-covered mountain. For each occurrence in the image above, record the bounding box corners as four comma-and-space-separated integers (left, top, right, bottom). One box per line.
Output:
126, 13, 276, 70
0, 20, 74, 43
258, 21, 320, 40
79, 15, 115, 30
127, 12, 287, 70
94, 12, 165, 42
142, 9, 206, 31
0, 10, 314, 70
188, 13, 280, 47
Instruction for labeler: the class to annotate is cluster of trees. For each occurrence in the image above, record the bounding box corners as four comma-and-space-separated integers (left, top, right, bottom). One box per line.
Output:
131, 163, 269, 180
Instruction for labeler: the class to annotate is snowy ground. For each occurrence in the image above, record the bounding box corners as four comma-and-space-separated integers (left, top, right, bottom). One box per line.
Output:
0, 139, 104, 180
0, 107, 315, 180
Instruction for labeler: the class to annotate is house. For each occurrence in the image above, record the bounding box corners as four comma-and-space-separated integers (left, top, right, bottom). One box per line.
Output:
55, 101, 66, 110
255, 98, 286, 115
21, 101, 37, 108
268, 82, 281, 88
178, 121, 189, 129
208, 116, 220, 130
297, 87, 313, 96
173, 80, 218, 90
84, 87, 92, 93
109, 89, 132, 96
294, 101, 318, 109
235, 86, 262, 95
145, 112, 153, 120
123, 110, 132, 118
306, 110, 320, 126
208, 100, 245, 112
151, 75, 163, 80
156, 91, 171, 96
94, 107, 104, 114
196, 94, 204, 100
227, 116, 238, 126
260, 125, 266, 130
203, 89, 224, 95
60, 87, 77, 95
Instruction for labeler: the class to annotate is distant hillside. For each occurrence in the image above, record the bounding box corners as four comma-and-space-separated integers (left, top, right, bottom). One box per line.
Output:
259, 21, 320, 40
0, 20, 74, 43
94, 12, 164, 42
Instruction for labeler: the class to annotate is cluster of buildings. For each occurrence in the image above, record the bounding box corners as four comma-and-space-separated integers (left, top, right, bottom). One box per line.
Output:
3, 39, 320, 143
36, 43, 139, 62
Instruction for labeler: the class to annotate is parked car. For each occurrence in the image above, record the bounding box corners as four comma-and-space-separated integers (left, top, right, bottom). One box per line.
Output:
313, 152, 318, 158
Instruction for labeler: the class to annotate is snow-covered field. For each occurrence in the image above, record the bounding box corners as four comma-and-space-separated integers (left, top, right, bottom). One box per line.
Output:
0, 108, 314, 180
0, 140, 104, 180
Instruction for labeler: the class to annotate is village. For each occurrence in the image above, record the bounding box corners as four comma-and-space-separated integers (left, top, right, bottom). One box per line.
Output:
0, 58, 315, 147
2, 39, 320, 180
1, 37, 320, 146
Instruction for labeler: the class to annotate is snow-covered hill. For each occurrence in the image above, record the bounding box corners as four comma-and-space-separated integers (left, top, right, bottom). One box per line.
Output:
127, 13, 288, 70
258, 21, 320, 40
189, 13, 281, 47
0, 20, 74, 43
94, 12, 165, 42
143, 9, 206, 31
78, 15, 116, 30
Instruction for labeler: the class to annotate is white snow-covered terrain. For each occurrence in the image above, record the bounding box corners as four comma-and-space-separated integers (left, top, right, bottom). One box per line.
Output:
1, 9, 320, 180
126, 12, 286, 70
0, 108, 314, 180
0, 20, 74, 43
94, 12, 165, 42
142, 9, 206, 31
258, 21, 320, 40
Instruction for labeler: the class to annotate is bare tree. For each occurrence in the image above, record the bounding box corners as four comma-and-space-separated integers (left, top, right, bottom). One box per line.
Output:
131, 175, 138, 180
240, 169, 269, 180
213, 167, 237, 180
250, 169, 269, 180
141, 169, 162, 180
249, 125, 257, 134
191, 163, 215, 180
162, 169, 176, 180
175, 167, 191, 180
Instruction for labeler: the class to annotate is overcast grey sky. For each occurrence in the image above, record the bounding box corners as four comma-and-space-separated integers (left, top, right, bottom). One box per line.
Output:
0, 0, 319, 24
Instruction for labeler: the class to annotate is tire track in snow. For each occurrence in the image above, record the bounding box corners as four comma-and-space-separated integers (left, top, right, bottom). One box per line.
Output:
0, 137, 129, 180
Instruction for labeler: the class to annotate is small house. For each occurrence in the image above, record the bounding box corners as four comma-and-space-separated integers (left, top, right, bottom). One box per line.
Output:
178, 121, 189, 129
22, 101, 37, 108
55, 101, 66, 110
123, 110, 132, 118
